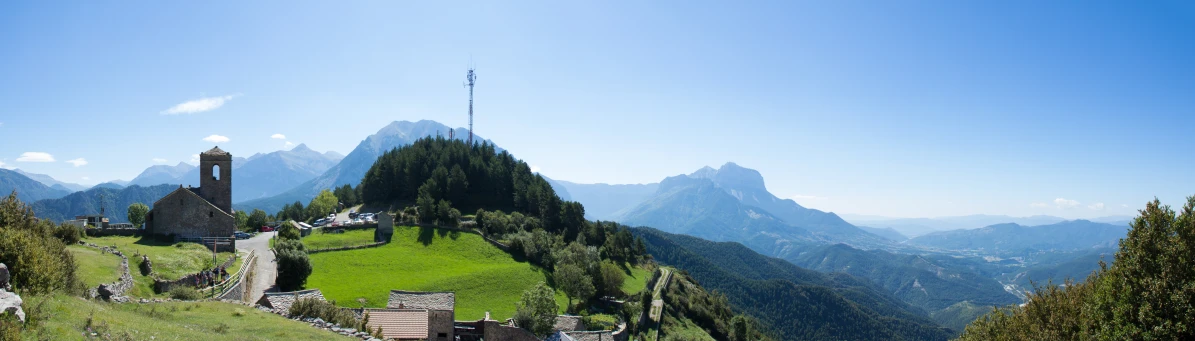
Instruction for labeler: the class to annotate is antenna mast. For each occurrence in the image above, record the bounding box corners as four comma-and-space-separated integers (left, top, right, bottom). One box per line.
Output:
465, 66, 477, 145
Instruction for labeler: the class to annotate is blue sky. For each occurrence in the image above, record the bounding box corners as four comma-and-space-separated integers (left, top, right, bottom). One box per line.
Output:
1, 1, 1192, 219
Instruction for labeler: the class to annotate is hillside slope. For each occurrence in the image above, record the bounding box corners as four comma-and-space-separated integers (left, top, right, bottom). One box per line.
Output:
0, 168, 71, 202
633, 227, 954, 340
30, 184, 178, 222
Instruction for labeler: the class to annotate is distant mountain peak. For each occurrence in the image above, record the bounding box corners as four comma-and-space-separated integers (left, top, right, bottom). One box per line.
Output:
687, 162, 767, 192
291, 143, 313, 152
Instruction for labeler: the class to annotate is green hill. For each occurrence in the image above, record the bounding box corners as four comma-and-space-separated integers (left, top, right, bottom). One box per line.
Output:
306, 226, 568, 320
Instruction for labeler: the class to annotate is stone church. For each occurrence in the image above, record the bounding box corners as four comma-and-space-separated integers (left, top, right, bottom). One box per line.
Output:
145, 146, 236, 240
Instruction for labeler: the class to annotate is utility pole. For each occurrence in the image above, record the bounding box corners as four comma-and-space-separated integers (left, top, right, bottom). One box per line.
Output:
465, 66, 477, 145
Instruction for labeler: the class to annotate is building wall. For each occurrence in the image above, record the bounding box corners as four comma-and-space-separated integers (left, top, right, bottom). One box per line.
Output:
199, 154, 232, 214
145, 189, 234, 239
428, 310, 454, 341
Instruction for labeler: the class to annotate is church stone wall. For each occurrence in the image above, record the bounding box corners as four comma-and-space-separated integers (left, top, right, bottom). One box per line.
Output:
147, 189, 234, 239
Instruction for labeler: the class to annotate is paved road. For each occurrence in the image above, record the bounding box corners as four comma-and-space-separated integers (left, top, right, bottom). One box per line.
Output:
240, 231, 278, 302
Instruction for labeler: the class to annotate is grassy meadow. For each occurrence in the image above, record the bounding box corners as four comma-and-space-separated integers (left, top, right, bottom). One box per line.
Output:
17, 293, 352, 340
66, 245, 123, 288
80, 236, 242, 298
303, 228, 376, 249
621, 265, 653, 296
306, 225, 567, 320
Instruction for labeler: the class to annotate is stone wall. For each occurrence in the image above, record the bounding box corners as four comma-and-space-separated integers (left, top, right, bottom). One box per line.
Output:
216, 250, 256, 302
428, 309, 454, 341
145, 188, 235, 239
83, 245, 134, 301
482, 321, 540, 341
85, 228, 143, 237
153, 253, 238, 294
307, 241, 388, 254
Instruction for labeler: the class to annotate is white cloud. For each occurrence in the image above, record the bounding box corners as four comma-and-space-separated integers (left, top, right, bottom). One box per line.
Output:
66, 158, 88, 167
284, 141, 294, 148
17, 152, 55, 162
0, 161, 6, 169
152, 158, 168, 164
202, 135, 230, 143
161, 94, 240, 115
1030, 202, 1049, 208
271, 134, 286, 140
1054, 198, 1081, 209
1088, 203, 1106, 211
1121, 204, 1130, 208
530, 165, 541, 173
189, 154, 200, 164
81, 176, 90, 180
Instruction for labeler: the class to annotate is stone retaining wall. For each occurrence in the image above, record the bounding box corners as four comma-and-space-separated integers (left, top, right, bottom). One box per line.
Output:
83, 246, 134, 301
216, 250, 256, 302
85, 228, 144, 237
307, 241, 388, 254
153, 253, 238, 294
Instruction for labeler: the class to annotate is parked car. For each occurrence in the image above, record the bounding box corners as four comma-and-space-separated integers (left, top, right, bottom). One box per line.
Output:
260, 226, 275, 232
340, 220, 350, 226
234, 232, 250, 240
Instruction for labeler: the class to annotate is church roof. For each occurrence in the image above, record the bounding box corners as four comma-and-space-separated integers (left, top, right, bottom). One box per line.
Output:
202, 146, 230, 156
387, 290, 455, 311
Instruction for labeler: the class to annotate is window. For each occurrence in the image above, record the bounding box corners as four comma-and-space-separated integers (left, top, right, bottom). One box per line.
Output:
180, 199, 184, 206
209, 211, 213, 218
213, 164, 221, 180
438, 333, 447, 338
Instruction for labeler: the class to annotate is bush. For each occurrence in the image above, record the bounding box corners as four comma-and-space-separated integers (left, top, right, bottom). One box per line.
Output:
274, 238, 306, 252
53, 223, 83, 244
275, 248, 312, 292
169, 286, 201, 300
0, 228, 78, 295
288, 298, 363, 330
278, 222, 301, 241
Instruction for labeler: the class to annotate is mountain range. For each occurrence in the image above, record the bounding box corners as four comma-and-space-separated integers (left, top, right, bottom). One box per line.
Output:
906, 220, 1128, 253
29, 184, 179, 223
840, 214, 1134, 237
235, 120, 496, 213
0, 168, 72, 202
551, 180, 658, 220
13, 168, 89, 192
125, 144, 343, 203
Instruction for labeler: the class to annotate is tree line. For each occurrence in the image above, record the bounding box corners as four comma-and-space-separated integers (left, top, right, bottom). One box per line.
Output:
958, 196, 1195, 340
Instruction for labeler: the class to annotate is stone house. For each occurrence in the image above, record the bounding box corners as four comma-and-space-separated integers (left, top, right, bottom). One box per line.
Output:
363, 290, 455, 341
144, 147, 235, 241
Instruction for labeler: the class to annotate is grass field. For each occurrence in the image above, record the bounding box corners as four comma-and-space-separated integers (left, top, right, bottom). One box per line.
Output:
66, 245, 123, 288
81, 236, 242, 298
18, 293, 352, 340
621, 265, 653, 296
307, 226, 566, 320
303, 228, 376, 249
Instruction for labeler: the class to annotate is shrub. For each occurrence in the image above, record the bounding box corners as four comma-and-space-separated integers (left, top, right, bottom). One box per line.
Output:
274, 238, 306, 252
278, 222, 301, 241
0, 228, 78, 295
275, 248, 312, 292
53, 223, 83, 244
514, 282, 558, 336
169, 286, 201, 300
288, 298, 362, 330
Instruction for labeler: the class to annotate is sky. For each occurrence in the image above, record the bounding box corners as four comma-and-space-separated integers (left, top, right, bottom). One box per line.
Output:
1, 1, 1193, 219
